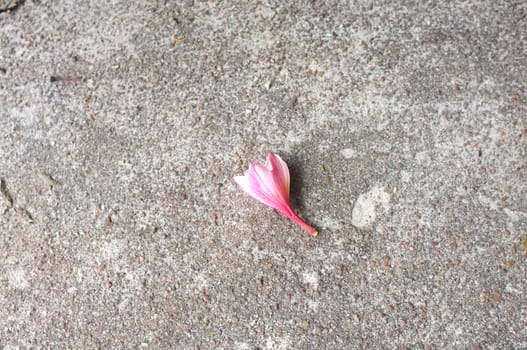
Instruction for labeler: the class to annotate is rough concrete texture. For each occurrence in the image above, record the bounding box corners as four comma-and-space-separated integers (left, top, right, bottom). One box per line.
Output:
0, 0, 526, 348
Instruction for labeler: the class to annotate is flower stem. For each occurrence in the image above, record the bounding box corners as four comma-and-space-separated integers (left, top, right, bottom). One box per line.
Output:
289, 211, 317, 237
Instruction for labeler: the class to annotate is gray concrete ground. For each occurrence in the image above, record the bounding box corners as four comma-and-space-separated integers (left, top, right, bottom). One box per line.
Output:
1, 0, 526, 348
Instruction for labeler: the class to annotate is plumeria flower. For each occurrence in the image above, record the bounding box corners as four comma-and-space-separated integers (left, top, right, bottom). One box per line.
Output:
234, 152, 318, 237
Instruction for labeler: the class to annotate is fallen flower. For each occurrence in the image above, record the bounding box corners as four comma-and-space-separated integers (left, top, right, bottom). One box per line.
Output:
234, 152, 317, 237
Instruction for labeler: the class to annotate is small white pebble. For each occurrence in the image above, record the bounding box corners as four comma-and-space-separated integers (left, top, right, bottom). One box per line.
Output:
351, 185, 391, 229
340, 148, 357, 159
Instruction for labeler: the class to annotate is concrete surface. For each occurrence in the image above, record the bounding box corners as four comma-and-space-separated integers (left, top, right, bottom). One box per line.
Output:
1, 0, 526, 348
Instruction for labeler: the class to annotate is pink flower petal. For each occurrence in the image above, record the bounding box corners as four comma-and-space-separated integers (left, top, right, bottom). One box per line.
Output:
266, 152, 290, 198
234, 152, 318, 237
233, 174, 278, 210
250, 162, 288, 204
